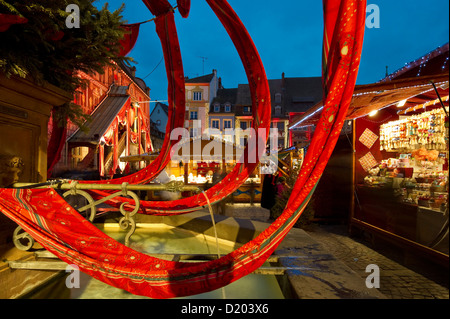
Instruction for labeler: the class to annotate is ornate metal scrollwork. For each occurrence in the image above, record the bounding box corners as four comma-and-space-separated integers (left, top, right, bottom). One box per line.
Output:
13, 226, 35, 251
118, 183, 140, 247
62, 181, 97, 222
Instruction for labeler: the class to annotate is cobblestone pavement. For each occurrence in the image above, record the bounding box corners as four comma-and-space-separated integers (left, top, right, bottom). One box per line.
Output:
223, 204, 448, 299
302, 224, 449, 299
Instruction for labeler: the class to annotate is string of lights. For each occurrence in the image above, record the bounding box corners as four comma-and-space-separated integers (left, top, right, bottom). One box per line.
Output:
381, 43, 449, 82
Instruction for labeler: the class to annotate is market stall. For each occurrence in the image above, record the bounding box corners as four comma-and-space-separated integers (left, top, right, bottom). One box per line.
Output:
289, 43, 449, 265
121, 135, 263, 203
354, 103, 448, 260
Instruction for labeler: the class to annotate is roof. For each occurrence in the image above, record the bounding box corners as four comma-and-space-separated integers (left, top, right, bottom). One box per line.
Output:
290, 44, 449, 128
210, 88, 238, 113
381, 43, 449, 82
185, 72, 215, 84
290, 74, 449, 128
117, 60, 149, 93
151, 102, 169, 116
235, 76, 323, 116
68, 85, 130, 145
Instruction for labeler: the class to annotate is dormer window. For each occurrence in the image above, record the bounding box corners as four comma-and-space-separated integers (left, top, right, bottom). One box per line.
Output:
225, 103, 231, 112
214, 103, 220, 112
243, 106, 251, 114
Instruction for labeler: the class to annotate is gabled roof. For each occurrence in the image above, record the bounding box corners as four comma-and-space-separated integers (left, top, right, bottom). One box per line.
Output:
117, 60, 149, 94
185, 72, 215, 84
151, 102, 169, 116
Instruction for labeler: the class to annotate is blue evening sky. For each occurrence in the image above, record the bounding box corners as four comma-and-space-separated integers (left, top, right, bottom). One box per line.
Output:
95, 0, 449, 104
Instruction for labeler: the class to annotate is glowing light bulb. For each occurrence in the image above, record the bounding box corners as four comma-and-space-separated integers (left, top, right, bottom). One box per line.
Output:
397, 99, 407, 107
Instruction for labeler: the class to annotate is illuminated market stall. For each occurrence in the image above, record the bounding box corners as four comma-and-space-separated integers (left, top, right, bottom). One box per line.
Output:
290, 43, 449, 265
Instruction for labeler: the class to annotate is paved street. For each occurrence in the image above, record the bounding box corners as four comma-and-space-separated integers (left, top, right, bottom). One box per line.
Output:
226, 204, 448, 299
303, 224, 449, 299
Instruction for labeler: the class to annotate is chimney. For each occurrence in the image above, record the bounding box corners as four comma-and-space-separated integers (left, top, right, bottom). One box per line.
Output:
218, 77, 223, 89
131, 66, 136, 77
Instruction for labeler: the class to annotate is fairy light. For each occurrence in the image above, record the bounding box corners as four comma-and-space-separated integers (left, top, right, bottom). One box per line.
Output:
289, 106, 324, 129
397, 99, 408, 107
382, 44, 449, 82
398, 95, 450, 115
443, 56, 449, 70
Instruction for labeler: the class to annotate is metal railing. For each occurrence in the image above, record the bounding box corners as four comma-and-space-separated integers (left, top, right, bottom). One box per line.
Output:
11, 180, 201, 249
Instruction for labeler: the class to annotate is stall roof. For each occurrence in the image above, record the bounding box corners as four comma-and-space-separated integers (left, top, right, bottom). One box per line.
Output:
290, 43, 449, 129
289, 74, 449, 129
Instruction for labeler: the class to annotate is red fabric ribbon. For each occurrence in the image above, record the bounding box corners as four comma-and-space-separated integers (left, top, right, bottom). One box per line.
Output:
0, 0, 366, 300
47, 112, 67, 178
177, 0, 191, 18
119, 23, 140, 56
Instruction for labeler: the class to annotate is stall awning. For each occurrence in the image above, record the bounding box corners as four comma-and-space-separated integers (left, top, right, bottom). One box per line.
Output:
68, 86, 131, 145
290, 74, 449, 129
291, 43, 449, 129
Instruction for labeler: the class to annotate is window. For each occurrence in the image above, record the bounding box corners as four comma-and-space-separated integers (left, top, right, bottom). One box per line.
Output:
243, 106, 251, 114
225, 104, 231, 112
190, 128, 199, 138
190, 111, 198, 120
156, 120, 161, 126
193, 91, 202, 101
275, 93, 282, 104
212, 120, 220, 129
224, 120, 232, 129
275, 105, 282, 115
214, 104, 220, 112
277, 122, 285, 131
240, 121, 248, 130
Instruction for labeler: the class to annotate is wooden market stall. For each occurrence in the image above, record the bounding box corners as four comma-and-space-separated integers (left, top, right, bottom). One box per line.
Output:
289, 43, 449, 266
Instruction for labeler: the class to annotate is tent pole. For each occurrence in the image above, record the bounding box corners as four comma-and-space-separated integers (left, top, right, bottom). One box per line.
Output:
430, 81, 449, 117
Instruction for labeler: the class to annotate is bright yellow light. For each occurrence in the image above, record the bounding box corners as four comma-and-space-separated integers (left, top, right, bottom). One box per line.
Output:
397, 99, 407, 107
369, 110, 378, 117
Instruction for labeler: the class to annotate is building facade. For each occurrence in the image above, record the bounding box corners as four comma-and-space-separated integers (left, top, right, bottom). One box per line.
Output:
208, 88, 237, 143
185, 70, 219, 137
51, 61, 152, 178
210, 73, 323, 149
150, 102, 169, 133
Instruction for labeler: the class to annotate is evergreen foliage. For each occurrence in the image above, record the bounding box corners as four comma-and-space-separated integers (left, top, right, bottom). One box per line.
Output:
0, 0, 133, 128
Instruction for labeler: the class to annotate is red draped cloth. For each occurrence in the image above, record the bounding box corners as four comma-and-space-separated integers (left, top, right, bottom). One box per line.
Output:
119, 23, 140, 57
0, 0, 366, 299
47, 111, 67, 178
82, 0, 272, 215
79, 0, 186, 189
177, 0, 191, 18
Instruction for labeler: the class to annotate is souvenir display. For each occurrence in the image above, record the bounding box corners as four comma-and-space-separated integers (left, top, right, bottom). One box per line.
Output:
364, 107, 449, 212
380, 108, 448, 152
